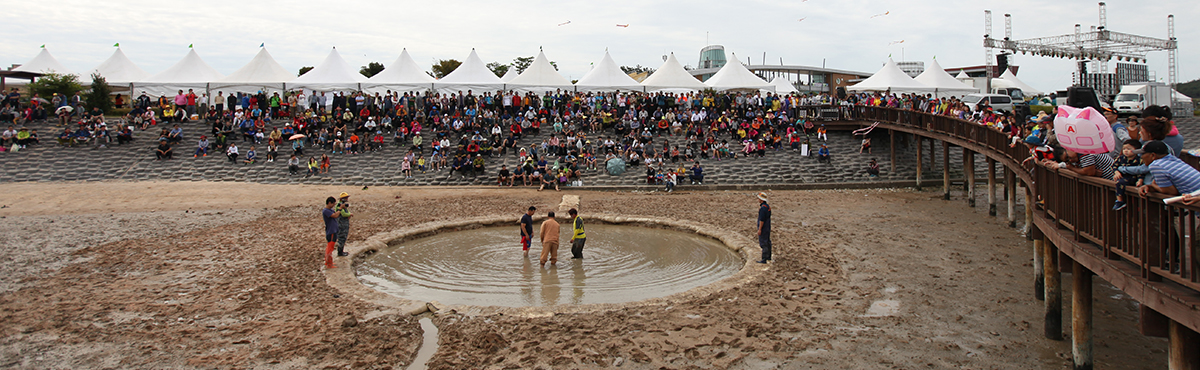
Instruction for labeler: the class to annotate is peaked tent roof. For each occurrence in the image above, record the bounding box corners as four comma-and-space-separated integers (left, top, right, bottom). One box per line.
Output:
212, 47, 294, 93
764, 77, 799, 94
434, 49, 504, 94
574, 51, 644, 92
913, 59, 977, 97
994, 69, 1043, 95
288, 47, 366, 92
704, 53, 772, 92
954, 70, 971, 80
499, 68, 518, 82
88, 47, 149, 85
845, 58, 933, 93
135, 48, 225, 96
363, 49, 436, 93
641, 53, 707, 92
13, 47, 74, 75
507, 50, 573, 93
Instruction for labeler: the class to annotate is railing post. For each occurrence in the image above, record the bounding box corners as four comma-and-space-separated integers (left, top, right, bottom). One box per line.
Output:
943, 141, 951, 201
915, 137, 923, 190
1169, 320, 1200, 370
988, 157, 997, 216
1033, 226, 1045, 301
1007, 168, 1017, 228
1072, 260, 1094, 370
1025, 187, 1035, 240
889, 129, 896, 175
965, 149, 976, 207
1045, 237, 1063, 340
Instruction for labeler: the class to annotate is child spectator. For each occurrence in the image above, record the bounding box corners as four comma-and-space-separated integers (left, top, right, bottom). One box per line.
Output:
243, 146, 257, 164
1112, 139, 1148, 211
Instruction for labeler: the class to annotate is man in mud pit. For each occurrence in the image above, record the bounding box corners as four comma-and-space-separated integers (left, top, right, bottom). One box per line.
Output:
520, 206, 536, 257
321, 196, 340, 269
569, 208, 586, 259
539, 211, 560, 267
335, 192, 352, 257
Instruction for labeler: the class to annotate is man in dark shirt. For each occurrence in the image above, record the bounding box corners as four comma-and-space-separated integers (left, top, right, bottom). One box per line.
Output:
756, 192, 772, 264
155, 140, 173, 160
322, 196, 340, 269
498, 165, 511, 186
520, 206, 536, 257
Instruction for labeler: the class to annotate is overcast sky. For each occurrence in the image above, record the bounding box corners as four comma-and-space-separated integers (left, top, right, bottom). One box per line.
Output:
2, 0, 1194, 93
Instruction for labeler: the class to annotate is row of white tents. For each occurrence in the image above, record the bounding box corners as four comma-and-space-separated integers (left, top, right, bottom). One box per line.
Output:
846, 58, 1044, 97
11, 46, 800, 96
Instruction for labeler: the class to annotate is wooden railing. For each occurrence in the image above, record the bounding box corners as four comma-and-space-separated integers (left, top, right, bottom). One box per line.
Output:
838, 105, 1200, 303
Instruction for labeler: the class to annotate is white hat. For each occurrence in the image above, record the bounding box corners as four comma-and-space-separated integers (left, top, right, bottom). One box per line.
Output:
756, 192, 768, 202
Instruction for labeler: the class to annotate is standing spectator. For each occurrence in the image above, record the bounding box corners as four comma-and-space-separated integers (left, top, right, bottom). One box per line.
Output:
568, 208, 586, 260
539, 211, 560, 267
756, 192, 772, 264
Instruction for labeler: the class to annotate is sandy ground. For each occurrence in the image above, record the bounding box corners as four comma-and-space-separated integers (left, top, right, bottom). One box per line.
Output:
0, 182, 1167, 369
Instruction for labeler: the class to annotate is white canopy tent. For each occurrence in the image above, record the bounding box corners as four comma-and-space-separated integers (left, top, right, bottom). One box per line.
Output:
288, 47, 366, 92
764, 77, 799, 94
506, 50, 573, 93
88, 47, 150, 86
13, 47, 74, 75
134, 48, 225, 97
363, 49, 436, 94
845, 58, 933, 94
641, 53, 707, 92
211, 47, 294, 94
574, 51, 644, 92
434, 49, 504, 94
499, 68, 518, 82
704, 53, 773, 92
994, 69, 1043, 95
913, 59, 977, 98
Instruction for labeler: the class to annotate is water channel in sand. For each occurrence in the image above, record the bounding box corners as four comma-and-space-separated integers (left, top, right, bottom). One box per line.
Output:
357, 224, 743, 307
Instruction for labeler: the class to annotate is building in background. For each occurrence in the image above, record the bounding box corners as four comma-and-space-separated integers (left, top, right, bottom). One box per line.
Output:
695, 45, 727, 81
896, 61, 924, 78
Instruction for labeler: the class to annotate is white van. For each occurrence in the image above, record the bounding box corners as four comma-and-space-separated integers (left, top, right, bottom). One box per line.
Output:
962, 94, 1015, 113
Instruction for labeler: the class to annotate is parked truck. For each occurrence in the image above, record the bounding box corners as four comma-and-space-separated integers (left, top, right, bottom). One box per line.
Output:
1114, 82, 1172, 116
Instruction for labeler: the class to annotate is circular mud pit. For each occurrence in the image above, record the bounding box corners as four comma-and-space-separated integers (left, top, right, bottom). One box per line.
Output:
357, 224, 743, 307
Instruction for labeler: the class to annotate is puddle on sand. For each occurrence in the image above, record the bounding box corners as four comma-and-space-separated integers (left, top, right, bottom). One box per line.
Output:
358, 224, 743, 307
405, 317, 438, 370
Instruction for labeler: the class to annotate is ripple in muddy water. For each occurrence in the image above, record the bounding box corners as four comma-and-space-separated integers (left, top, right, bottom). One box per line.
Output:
357, 224, 743, 307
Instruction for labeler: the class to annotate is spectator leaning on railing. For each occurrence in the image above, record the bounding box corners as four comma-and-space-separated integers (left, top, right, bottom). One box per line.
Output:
1138, 141, 1200, 202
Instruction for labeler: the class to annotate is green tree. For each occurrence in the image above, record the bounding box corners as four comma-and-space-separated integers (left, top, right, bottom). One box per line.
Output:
298, 66, 314, 76
27, 72, 84, 102
85, 73, 113, 114
487, 62, 510, 78
1177, 78, 1200, 99
512, 56, 557, 74
431, 59, 462, 79
360, 62, 385, 78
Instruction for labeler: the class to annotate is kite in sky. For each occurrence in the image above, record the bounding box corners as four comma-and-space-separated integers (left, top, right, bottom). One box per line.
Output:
797, 17, 807, 22
871, 11, 890, 18
889, 40, 905, 45
616, 24, 629, 28
558, 21, 571, 26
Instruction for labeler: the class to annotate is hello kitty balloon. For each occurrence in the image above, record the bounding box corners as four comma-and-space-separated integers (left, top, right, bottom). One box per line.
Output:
1053, 106, 1115, 155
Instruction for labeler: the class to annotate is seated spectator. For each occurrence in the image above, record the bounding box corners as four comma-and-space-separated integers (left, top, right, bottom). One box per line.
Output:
689, 162, 704, 185
1139, 140, 1200, 198
226, 142, 239, 163
57, 128, 75, 146
497, 165, 512, 186
817, 144, 831, 163
287, 154, 301, 175
195, 136, 209, 157
155, 140, 173, 160
867, 158, 880, 177
243, 146, 257, 164
664, 171, 676, 192
537, 169, 559, 191
167, 124, 183, 144
471, 154, 485, 177
13, 127, 33, 149
116, 126, 135, 145
511, 165, 526, 186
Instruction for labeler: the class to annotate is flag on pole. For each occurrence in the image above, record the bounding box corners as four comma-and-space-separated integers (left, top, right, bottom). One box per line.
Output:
188, 44, 193, 48
113, 43, 120, 47
40, 44, 45, 48
260, 43, 264, 47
